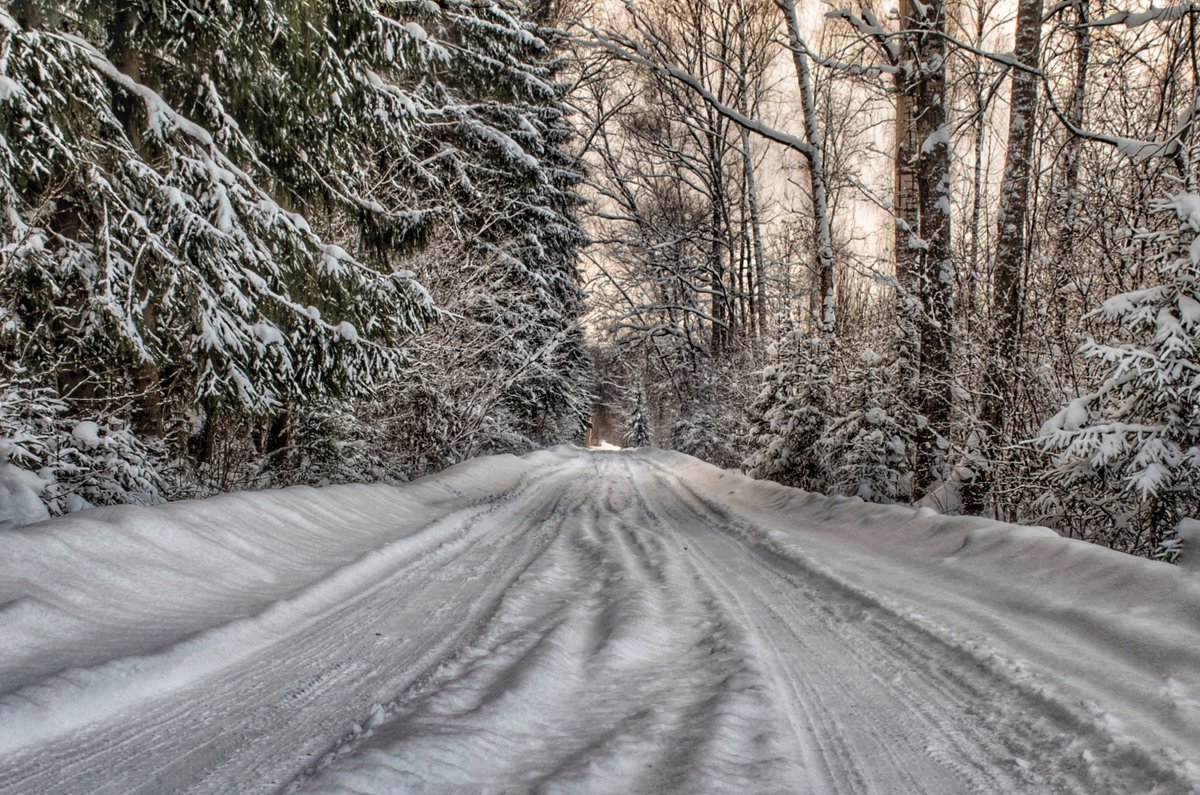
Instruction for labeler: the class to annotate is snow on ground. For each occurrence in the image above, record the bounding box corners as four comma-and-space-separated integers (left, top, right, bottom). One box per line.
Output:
1, 446, 1198, 793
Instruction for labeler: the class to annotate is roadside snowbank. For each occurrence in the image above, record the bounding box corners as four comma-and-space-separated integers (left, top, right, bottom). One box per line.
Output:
0, 452, 537, 752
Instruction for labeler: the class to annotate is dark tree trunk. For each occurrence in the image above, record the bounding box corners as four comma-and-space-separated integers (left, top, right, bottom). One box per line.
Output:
896, 0, 954, 499
965, 0, 1044, 514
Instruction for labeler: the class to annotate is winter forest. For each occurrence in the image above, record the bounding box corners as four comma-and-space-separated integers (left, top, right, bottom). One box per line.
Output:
2, 0, 1200, 562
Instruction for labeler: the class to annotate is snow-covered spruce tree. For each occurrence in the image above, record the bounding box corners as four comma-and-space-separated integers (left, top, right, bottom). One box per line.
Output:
820, 349, 913, 503
744, 317, 832, 491
0, 1, 437, 495
1039, 193, 1200, 559
623, 384, 653, 447
448, 0, 592, 446
195, 0, 593, 482
370, 0, 592, 457
670, 358, 751, 469
0, 377, 166, 517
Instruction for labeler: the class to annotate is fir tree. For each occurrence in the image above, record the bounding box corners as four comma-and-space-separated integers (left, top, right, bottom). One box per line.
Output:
623, 384, 653, 447
671, 361, 749, 468
744, 316, 832, 491
820, 349, 913, 503
1040, 193, 1200, 558
0, 0, 590, 508
390, 0, 591, 450
0, 0, 436, 433
439, 0, 591, 442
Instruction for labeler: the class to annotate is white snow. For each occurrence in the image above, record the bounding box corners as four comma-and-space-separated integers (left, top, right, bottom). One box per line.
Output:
1173, 192, 1200, 230
402, 22, 428, 42
921, 124, 948, 154
0, 76, 21, 102
0, 462, 50, 530
1179, 295, 1200, 325
335, 321, 359, 343
70, 420, 101, 448
1177, 518, 1200, 573
1114, 136, 1177, 160
0, 447, 1198, 793
1096, 4, 1190, 27
253, 322, 285, 345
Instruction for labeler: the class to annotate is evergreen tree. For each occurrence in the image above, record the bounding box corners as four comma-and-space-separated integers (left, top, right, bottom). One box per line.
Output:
671, 360, 750, 468
0, 376, 166, 514
744, 316, 831, 491
0, 0, 436, 436
820, 349, 913, 502
413, 0, 591, 446
360, 0, 592, 472
1039, 193, 1200, 558
0, 0, 590, 507
623, 384, 653, 447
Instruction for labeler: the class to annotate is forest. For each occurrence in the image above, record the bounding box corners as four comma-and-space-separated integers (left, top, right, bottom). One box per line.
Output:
2, 0, 1199, 562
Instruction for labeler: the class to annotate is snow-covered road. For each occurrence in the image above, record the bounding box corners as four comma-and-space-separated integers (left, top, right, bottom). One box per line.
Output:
2, 447, 1199, 793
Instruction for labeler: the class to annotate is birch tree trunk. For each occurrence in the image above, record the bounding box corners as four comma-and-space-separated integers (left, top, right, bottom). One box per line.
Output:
1051, 0, 1090, 344
777, 0, 836, 336
740, 121, 768, 337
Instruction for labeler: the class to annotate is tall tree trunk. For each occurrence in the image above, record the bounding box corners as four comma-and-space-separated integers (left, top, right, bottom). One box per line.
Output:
1051, 0, 1090, 343
897, 0, 954, 499
108, 2, 165, 437
709, 193, 726, 355
894, 51, 922, 420
778, 0, 835, 336
966, 0, 1044, 513
966, 0, 989, 322
740, 122, 768, 337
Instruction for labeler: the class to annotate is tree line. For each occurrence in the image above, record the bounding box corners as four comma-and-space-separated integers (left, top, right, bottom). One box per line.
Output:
580, 0, 1200, 560
0, 0, 590, 516
3, 0, 1198, 562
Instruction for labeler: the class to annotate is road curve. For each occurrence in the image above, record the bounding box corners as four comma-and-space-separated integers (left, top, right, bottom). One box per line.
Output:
1, 447, 1197, 793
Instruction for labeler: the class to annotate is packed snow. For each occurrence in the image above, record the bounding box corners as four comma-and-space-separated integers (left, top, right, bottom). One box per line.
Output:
1, 446, 1198, 793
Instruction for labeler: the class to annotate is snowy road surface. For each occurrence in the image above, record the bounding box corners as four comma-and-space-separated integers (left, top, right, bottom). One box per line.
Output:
2, 447, 1200, 793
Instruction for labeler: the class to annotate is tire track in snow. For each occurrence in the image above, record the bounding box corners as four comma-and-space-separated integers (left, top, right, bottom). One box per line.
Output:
639, 454, 1197, 794
297, 452, 1184, 794
295, 456, 805, 793
0, 459, 579, 794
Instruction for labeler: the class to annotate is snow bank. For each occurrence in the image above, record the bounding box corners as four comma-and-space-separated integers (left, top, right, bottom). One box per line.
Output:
0, 462, 50, 530
0, 452, 536, 752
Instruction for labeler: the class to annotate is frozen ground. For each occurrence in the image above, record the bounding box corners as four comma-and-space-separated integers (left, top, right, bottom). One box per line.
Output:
1, 446, 1198, 793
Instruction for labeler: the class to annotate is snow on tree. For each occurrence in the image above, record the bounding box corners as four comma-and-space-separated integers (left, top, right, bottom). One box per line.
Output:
744, 316, 831, 491
820, 349, 914, 503
1039, 193, 1200, 559
623, 384, 653, 447
0, 1, 435, 434
0, 0, 590, 507
265, 0, 592, 479
668, 360, 749, 469
386, 0, 592, 450
0, 377, 166, 516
